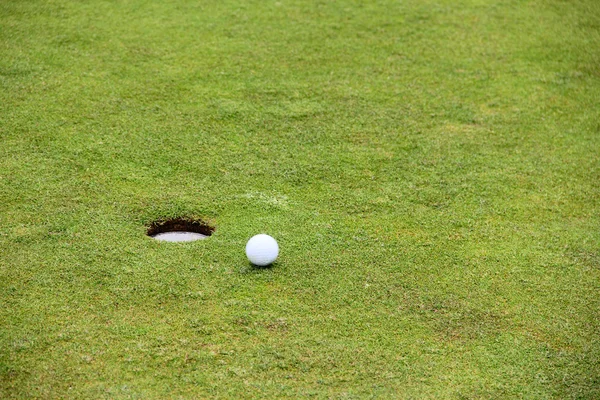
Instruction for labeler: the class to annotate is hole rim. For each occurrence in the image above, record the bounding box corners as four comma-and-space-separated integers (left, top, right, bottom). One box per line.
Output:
147, 217, 215, 239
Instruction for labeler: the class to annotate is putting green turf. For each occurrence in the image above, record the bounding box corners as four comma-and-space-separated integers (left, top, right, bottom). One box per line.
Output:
1, 0, 599, 398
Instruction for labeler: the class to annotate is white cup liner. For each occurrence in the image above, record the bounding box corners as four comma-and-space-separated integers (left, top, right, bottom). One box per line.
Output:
151, 231, 208, 242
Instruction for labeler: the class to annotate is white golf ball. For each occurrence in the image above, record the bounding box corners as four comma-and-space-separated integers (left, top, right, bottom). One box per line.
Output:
245, 234, 279, 266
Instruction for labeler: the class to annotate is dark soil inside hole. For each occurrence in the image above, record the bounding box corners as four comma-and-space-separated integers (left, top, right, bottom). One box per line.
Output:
147, 217, 215, 237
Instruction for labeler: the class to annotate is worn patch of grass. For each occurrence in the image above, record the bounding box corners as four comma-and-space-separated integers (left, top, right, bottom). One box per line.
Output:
1, 0, 599, 398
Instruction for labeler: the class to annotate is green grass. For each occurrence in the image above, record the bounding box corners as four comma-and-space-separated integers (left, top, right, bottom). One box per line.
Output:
1, 0, 599, 398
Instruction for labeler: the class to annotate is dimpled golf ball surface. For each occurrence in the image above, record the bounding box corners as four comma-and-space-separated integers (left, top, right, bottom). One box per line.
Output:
246, 234, 279, 266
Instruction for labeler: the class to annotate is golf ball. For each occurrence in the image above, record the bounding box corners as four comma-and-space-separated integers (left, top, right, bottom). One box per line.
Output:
245, 234, 279, 266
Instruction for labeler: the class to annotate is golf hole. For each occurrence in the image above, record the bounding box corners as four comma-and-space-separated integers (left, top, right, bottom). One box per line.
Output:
147, 218, 215, 242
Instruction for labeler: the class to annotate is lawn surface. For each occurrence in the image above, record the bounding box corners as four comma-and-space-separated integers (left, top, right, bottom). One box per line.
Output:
1, 0, 599, 398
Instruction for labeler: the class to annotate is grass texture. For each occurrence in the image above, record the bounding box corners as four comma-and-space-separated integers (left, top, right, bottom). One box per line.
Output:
1, 0, 599, 398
